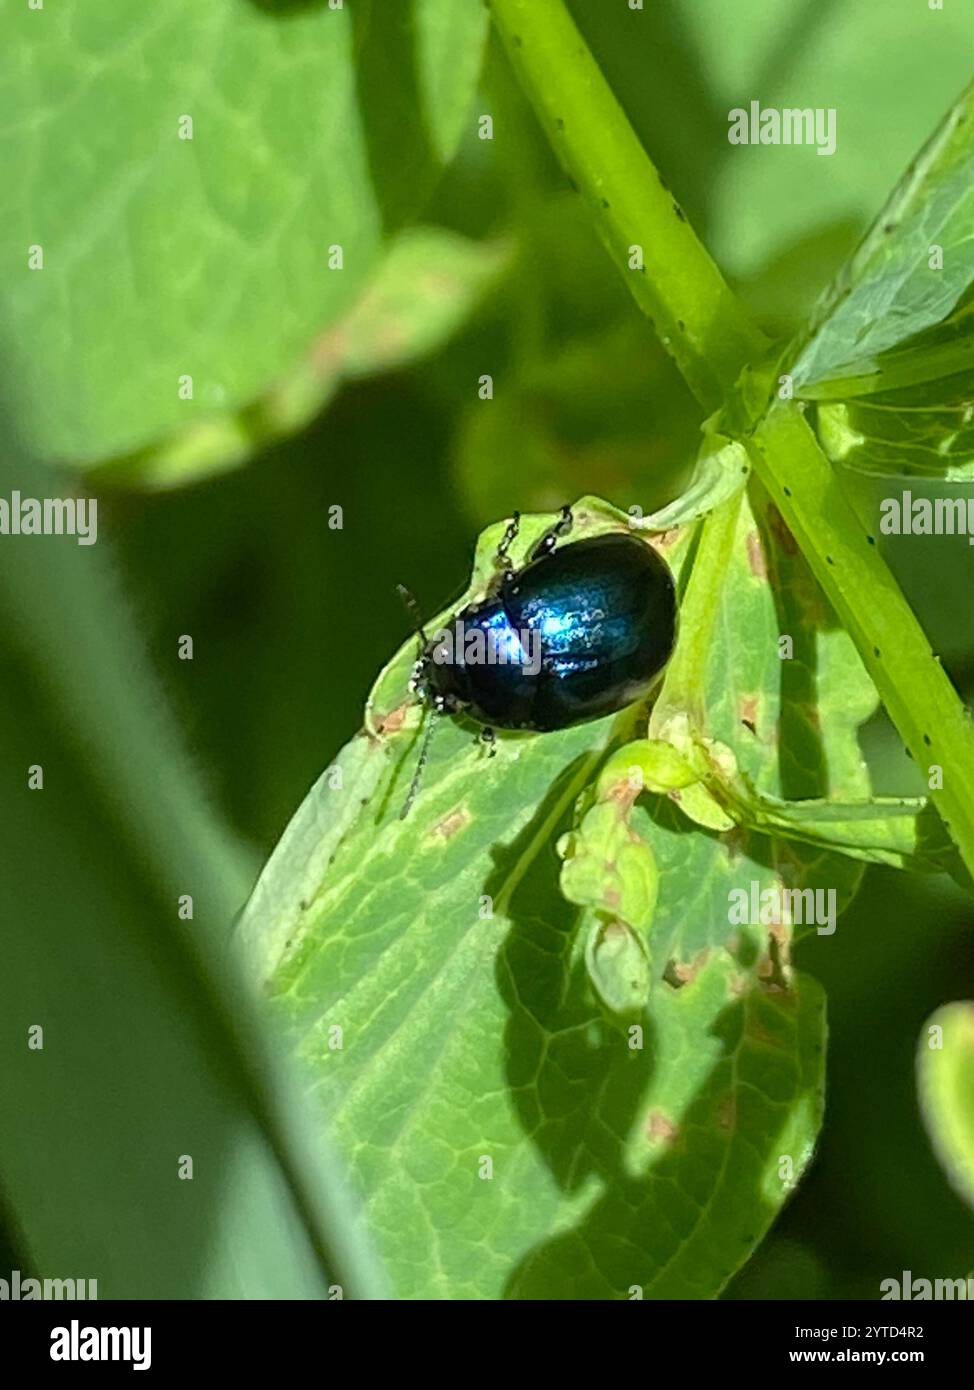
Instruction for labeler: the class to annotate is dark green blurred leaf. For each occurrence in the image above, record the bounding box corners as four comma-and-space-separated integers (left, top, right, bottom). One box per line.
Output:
686, 0, 974, 301
0, 0, 487, 464
0, 445, 387, 1298
92, 227, 508, 490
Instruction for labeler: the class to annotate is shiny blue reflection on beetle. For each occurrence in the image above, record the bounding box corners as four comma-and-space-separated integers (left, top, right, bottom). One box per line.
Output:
397, 505, 678, 817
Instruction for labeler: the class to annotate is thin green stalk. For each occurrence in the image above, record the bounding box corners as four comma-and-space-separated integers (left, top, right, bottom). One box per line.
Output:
488, 0, 766, 412
749, 405, 974, 864
650, 491, 743, 734
491, 0, 974, 881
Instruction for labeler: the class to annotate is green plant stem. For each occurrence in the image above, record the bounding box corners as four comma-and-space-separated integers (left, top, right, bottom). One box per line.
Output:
749, 405, 974, 863
487, 0, 766, 411
650, 491, 743, 734
491, 0, 974, 881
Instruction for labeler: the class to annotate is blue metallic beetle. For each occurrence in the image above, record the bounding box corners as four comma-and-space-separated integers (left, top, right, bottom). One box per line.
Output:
399, 505, 678, 816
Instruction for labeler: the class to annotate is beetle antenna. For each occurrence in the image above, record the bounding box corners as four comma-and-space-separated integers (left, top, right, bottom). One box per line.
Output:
399, 707, 439, 820
396, 583, 428, 645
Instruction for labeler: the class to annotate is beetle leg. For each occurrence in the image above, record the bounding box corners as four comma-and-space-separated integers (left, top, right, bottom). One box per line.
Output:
408, 650, 435, 699
494, 511, 521, 582
530, 503, 574, 561
399, 704, 440, 820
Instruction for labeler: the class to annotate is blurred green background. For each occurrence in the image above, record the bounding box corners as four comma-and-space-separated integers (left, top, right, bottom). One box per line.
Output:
2, 0, 973, 1297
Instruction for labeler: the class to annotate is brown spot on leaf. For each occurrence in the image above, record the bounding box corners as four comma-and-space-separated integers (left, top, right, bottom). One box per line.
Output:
646, 1110, 679, 1144
758, 927, 791, 992
769, 917, 792, 952
431, 805, 471, 841
791, 700, 822, 735
668, 948, 710, 987
651, 528, 680, 552
605, 776, 640, 812
747, 1016, 779, 1047
739, 694, 759, 734
746, 530, 767, 579
768, 504, 798, 555
311, 327, 347, 378
376, 703, 409, 735
721, 825, 749, 862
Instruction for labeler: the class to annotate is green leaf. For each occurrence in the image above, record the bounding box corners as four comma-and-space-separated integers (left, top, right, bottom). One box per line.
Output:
90, 227, 508, 490
581, 916, 653, 1021
0, 443, 387, 1299
509, 960, 826, 1299
785, 81, 974, 479
685, 0, 974, 298
558, 776, 659, 1018
413, 0, 492, 164
917, 1002, 974, 1213
792, 82, 974, 393
241, 496, 652, 992
634, 435, 750, 531
814, 383, 974, 482
0, 0, 487, 464
626, 487, 876, 963
247, 761, 827, 1298
241, 494, 836, 1296
723, 787, 957, 875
